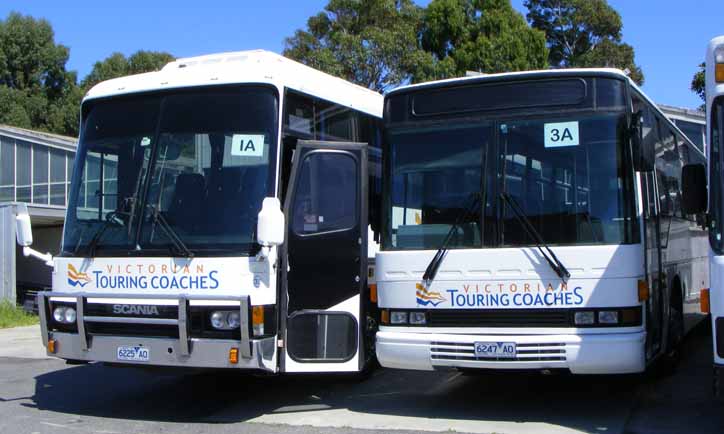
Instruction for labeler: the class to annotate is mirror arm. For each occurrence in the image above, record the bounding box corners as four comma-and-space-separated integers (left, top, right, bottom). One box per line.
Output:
22, 246, 53, 267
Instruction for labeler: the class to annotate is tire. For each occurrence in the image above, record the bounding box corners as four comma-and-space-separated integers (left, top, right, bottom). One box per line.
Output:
656, 287, 684, 375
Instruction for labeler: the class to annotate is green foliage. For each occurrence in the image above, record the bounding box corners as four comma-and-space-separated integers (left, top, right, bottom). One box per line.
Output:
691, 62, 705, 109
525, 0, 644, 84
0, 300, 38, 329
81, 50, 174, 91
413, 0, 549, 82
283, 0, 426, 92
0, 12, 79, 136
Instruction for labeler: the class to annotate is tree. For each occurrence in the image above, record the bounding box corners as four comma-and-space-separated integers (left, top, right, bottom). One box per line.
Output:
525, 0, 644, 84
413, 0, 549, 82
82, 50, 174, 90
283, 0, 426, 92
691, 62, 705, 110
0, 12, 79, 135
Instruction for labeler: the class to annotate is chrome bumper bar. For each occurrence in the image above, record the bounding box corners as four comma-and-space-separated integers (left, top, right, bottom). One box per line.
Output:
38, 292, 268, 369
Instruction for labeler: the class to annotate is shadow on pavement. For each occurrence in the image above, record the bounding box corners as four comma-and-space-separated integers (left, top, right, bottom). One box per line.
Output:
26, 324, 721, 434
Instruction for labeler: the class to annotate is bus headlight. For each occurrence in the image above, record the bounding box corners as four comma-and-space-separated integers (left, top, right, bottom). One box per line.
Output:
227, 311, 241, 329
52, 306, 77, 324
390, 311, 408, 324
210, 311, 231, 330
598, 310, 619, 325
574, 311, 595, 326
64, 307, 77, 324
409, 312, 427, 325
53, 307, 66, 323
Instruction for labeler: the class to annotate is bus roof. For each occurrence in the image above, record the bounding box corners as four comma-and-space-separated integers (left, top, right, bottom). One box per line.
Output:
385, 67, 633, 97
83, 50, 383, 117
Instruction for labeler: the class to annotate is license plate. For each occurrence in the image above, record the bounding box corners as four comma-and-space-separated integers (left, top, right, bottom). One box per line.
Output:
474, 341, 517, 359
117, 346, 150, 362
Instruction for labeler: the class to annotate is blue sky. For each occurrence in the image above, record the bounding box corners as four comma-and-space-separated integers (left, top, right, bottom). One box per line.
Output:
1, 0, 720, 109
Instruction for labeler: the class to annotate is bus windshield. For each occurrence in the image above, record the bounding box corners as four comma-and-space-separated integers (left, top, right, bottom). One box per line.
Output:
385, 111, 637, 250
62, 86, 279, 256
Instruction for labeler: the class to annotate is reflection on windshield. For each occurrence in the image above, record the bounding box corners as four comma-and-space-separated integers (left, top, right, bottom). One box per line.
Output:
63, 87, 278, 256
385, 113, 637, 250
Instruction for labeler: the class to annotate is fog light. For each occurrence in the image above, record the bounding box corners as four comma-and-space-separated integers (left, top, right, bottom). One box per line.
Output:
390, 311, 408, 324
227, 311, 241, 329
598, 311, 619, 324
574, 311, 595, 325
409, 312, 426, 325
53, 307, 66, 323
210, 311, 228, 330
64, 307, 77, 324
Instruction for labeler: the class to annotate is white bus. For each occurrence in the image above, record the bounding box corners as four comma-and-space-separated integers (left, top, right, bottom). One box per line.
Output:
698, 36, 724, 389
15, 50, 384, 374
376, 69, 708, 374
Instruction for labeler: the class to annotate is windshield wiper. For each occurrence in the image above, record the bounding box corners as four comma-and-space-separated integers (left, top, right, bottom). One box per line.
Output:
146, 204, 194, 258
421, 192, 482, 288
500, 192, 570, 282
85, 211, 126, 257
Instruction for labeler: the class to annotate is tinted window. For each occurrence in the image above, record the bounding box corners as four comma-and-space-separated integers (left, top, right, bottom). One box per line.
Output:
292, 152, 358, 234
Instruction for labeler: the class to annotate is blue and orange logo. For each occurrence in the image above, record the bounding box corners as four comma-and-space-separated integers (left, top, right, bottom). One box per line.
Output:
416, 283, 446, 307
67, 264, 91, 288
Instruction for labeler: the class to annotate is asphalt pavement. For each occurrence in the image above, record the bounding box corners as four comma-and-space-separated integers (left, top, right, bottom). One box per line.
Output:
0, 324, 722, 434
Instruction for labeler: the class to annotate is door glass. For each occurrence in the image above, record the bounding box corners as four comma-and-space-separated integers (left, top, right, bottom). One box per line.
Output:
292, 152, 358, 234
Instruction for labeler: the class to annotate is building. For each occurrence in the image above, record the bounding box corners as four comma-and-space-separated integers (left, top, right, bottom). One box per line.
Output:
660, 104, 707, 154
0, 125, 77, 305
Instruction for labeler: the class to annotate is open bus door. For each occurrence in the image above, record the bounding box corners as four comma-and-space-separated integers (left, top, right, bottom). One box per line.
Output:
280, 141, 368, 373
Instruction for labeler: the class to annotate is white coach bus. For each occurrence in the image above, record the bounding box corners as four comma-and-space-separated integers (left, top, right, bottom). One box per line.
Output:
14, 50, 384, 374
695, 36, 724, 388
376, 69, 708, 374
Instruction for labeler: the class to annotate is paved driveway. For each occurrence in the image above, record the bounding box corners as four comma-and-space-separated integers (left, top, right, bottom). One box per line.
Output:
0, 324, 721, 434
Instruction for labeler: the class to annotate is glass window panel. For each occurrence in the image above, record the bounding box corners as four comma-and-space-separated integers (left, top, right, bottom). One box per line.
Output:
0, 186, 13, 202
50, 183, 66, 206
16, 186, 30, 202
50, 148, 66, 182
33, 184, 48, 204
16, 141, 31, 185
33, 144, 48, 183
66, 151, 73, 182
292, 153, 358, 234
1, 137, 14, 185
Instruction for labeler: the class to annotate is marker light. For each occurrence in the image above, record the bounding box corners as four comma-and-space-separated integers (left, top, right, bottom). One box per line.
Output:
229, 347, 239, 364
716, 46, 724, 83
701, 288, 711, 313
369, 284, 378, 303
252, 306, 264, 336
598, 310, 619, 325
47, 339, 56, 354
638, 280, 649, 302
380, 309, 389, 324
574, 311, 595, 326
409, 312, 427, 325
390, 311, 408, 324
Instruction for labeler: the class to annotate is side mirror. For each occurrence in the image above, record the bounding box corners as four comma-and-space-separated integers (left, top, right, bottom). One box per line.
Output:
631, 111, 654, 172
682, 163, 707, 214
257, 197, 285, 257
15, 203, 33, 247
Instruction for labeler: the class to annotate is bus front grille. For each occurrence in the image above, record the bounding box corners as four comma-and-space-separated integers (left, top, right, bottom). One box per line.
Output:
427, 309, 570, 328
430, 341, 567, 362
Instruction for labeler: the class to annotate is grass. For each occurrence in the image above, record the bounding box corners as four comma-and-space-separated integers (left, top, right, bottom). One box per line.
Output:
0, 300, 38, 329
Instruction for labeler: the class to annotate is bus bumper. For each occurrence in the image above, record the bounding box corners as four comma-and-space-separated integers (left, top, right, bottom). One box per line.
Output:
376, 329, 646, 374
38, 291, 276, 372
44, 331, 276, 371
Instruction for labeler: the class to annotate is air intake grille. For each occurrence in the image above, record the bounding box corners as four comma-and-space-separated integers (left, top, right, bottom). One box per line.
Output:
427, 309, 570, 328
430, 341, 566, 362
